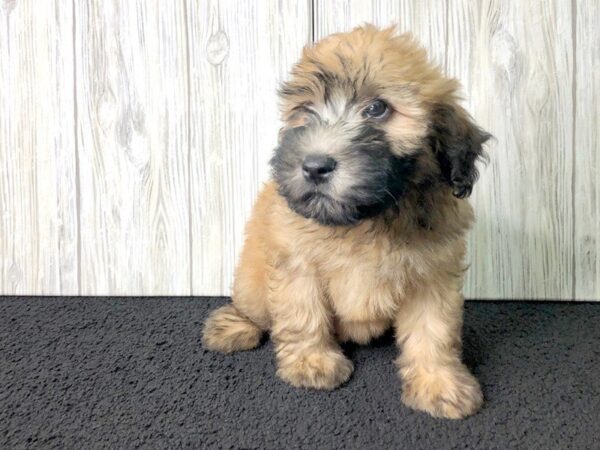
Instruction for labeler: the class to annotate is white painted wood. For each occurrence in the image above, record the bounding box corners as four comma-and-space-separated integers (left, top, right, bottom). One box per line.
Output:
447, 0, 575, 300
74, 1, 190, 295
574, 0, 600, 300
0, 1, 598, 300
0, 0, 78, 295
188, 0, 310, 296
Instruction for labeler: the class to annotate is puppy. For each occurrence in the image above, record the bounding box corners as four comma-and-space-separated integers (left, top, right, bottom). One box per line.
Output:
203, 25, 490, 419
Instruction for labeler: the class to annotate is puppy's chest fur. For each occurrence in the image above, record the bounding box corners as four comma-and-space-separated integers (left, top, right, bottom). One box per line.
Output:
312, 223, 456, 321
269, 183, 471, 323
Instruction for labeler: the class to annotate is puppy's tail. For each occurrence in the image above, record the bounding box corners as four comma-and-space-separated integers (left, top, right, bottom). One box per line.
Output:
202, 305, 263, 353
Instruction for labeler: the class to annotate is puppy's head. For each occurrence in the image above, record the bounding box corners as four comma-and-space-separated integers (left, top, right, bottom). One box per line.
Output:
271, 25, 490, 226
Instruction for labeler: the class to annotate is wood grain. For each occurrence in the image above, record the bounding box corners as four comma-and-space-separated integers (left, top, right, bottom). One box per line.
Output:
74, 1, 190, 295
0, 0, 78, 294
447, 0, 574, 300
574, 0, 600, 300
188, 0, 310, 296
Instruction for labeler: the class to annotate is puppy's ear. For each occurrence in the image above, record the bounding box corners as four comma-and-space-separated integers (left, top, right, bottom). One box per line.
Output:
430, 103, 491, 198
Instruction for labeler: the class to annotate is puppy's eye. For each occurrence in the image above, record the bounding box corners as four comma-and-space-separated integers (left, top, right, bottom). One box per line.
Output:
363, 100, 389, 119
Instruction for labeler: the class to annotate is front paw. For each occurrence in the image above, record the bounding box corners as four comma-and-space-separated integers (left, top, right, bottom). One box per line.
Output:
277, 349, 353, 390
400, 363, 483, 419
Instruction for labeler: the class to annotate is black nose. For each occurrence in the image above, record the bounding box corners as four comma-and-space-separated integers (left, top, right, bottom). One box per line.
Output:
302, 154, 337, 183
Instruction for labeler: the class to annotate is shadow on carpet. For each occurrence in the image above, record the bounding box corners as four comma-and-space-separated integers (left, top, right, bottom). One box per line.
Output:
1, 297, 599, 449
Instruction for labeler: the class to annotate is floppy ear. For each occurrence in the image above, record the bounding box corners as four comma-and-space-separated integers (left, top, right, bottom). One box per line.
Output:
430, 103, 491, 198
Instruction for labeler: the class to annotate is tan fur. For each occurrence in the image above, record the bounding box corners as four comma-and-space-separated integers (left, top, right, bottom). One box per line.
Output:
202, 305, 262, 353
203, 25, 485, 419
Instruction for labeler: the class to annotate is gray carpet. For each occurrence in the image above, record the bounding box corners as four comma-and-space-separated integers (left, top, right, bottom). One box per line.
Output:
1, 297, 599, 449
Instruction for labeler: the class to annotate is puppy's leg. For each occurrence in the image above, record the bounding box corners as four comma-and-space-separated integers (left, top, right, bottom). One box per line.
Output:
271, 270, 353, 390
395, 280, 482, 419
202, 228, 268, 353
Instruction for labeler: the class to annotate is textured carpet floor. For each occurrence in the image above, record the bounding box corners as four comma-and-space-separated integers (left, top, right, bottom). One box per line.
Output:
1, 297, 599, 449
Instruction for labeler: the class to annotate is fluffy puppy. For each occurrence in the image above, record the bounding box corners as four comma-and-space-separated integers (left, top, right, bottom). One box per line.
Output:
203, 25, 490, 419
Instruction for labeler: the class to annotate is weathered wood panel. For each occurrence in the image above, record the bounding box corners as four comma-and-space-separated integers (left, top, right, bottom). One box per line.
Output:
0, 1, 597, 300
74, 1, 190, 295
574, 0, 600, 300
447, 0, 574, 299
188, 0, 311, 296
0, 0, 78, 294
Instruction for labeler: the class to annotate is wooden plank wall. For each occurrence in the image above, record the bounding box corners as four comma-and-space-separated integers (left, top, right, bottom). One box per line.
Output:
75, 1, 191, 295
0, 0, 598, 300
189, 0, 310, 296
0, 1, 78, 294
574, 0, 600, 300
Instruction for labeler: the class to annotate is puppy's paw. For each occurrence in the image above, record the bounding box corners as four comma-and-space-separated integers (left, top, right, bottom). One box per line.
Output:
202, 305, 262, 353
400, 363, 483, 419
277, 349, 353, 390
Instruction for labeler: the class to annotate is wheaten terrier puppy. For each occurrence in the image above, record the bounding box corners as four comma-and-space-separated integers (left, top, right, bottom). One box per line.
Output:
203, 25, 490, 419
